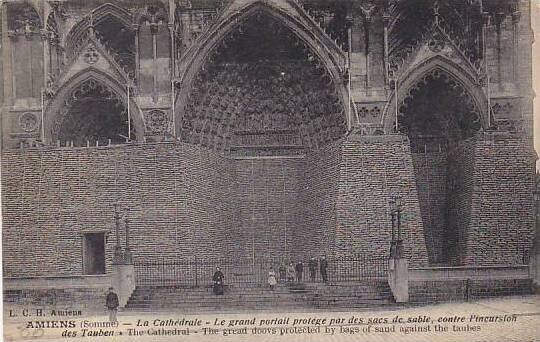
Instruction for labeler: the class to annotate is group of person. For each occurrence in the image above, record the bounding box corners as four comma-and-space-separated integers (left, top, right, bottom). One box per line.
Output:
211, 256, 330, 295
273, 256, 328, 287
105, 257, 331, 321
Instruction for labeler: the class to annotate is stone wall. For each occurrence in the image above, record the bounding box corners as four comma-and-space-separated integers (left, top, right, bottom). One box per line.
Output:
466, 134, 535, 265
445, 139, 476, 265
1, 143, 237, 277
335, 136, 429, 266
232, 142, 343, 261
298, 141, 342, 259
411, 151, 448, 264
410, 279, 533, 303
2, 134, 535, 277
232, 157, 302, 260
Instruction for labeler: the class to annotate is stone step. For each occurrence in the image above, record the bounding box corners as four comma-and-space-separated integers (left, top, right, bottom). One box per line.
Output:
128, 293, 390, 303
127, 283, 393, 311
125, 281, 394, 311
125, 300, 395, 311
137, 282, 388, 292
129, 297, 391, 305
125, 299, 394, 309
127, 292, 390, 302
153, 291, 388, 296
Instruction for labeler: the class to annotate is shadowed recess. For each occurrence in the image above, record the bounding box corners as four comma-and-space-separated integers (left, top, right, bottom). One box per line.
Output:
57, 79, 135, 145
181, 12, 346, 151
400, 69, 481, 266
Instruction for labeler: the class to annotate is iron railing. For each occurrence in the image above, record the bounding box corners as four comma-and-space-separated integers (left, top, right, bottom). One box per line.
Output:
134, 255, 388, 287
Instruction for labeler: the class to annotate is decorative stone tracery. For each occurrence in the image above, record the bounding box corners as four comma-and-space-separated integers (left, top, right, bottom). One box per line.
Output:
46, 72, 144, 145
65, 4, 135, 76
19, 112, 39, 133
180, 11, 346, 151
7, 3, 42, 38
299, 1, 350, 51
145, 110, 169, 134
83, 46, 100, 64
388, 0, 485, 80
398, 68, 481, 142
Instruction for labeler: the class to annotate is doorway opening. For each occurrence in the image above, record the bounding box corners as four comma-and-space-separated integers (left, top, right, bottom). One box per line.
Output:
83, 233, 106, 275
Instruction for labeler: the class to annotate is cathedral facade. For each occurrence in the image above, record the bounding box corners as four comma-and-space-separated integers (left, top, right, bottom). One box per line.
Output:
0, 0, 536, 282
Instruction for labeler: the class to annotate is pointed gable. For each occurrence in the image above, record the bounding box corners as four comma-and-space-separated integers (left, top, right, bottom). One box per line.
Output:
57, 37, 129, 88
394, 23, 482, 82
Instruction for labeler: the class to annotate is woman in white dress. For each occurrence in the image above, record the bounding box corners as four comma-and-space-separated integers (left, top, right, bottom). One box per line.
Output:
268, 267, 277, 290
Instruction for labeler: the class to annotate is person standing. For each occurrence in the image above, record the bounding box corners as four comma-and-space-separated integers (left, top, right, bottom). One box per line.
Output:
105, 287, 119, 323
213, 267, 225, 295
295, 261, 304, 282
308, 257, 318, 282
267, 267, 277, 290
319, 255, 328, 283
286, 262, 295, 283
278, 263, 287, 283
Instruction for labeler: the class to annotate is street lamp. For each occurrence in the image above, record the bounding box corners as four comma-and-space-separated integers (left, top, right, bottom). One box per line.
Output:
113, 203, 123, 263
124, 210, 132, 264
389, 195, 404, 258
389, 197, 396, 257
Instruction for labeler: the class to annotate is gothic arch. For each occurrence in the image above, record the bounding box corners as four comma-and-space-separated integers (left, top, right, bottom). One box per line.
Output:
133, 1, 169, 26
65, 3, 134, 60
44, 68, 145, 143
174, 1, 351, 136
6, 1, 42, 33
383, 55, 488, 133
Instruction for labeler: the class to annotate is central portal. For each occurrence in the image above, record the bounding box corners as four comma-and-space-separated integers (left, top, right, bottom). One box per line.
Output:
180, 10, 347, 260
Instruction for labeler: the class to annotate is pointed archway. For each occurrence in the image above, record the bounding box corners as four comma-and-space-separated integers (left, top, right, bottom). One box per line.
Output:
395, 65, 483, 265
383, 56, 488, 133
44, 68, 145, 144
175, 1, 350, 141
176, 4, 349, 151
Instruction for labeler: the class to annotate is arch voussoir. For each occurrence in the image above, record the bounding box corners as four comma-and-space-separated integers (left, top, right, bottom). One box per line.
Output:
44, 68, 145, 144
383, 56, 488, 133
174, 1, 351, 139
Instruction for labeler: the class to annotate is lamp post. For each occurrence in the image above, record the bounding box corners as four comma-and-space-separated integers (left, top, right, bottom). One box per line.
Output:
389, 195, 404, 258
389, 197, 396, 257
113, 203, 123, 263
395, 195, 404, 258
124, 211, 132, 264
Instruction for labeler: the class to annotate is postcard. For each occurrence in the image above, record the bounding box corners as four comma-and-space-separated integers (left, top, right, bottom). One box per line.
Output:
1, 0, 539, 341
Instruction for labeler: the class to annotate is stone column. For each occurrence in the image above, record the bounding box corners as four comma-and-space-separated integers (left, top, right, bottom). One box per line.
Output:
133, 24, 140, 83
511, 10, 521, 83
2, 4, 13, 105
40, 31, 49, 90
1, 3, 13, 149
359, 4, 375, 93
382, 11, 390, 87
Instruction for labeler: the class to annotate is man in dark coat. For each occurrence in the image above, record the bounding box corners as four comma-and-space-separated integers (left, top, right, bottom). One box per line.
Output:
212, 267, 225, 295
295, 261, 304, 282
278, 263, 287, 283
319, 256, 328, 282
106, 287, 119, 322
308, 257, 318, 282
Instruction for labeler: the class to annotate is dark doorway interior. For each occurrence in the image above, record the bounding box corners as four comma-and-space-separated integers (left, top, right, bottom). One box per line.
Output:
83, 233, 105, 275
400, 71, 481, 265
